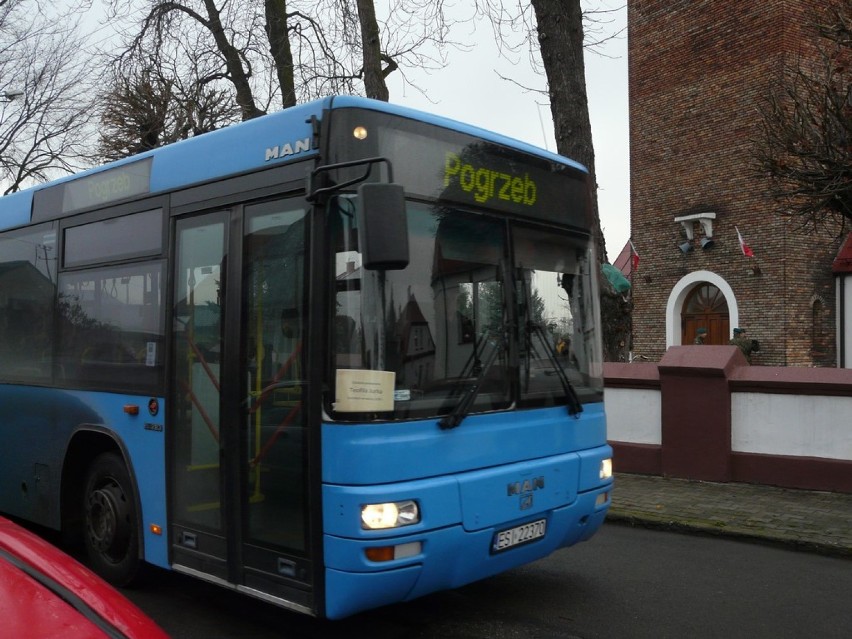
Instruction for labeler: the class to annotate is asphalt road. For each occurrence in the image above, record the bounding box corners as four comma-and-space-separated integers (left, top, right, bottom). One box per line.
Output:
125, 523, 852, 638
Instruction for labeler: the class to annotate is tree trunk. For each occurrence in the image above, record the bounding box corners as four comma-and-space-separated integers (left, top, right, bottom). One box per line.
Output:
356, 0, 389, 101
264, 0, 297, 109
202, 0, 265, 120
530, 0, 602, 255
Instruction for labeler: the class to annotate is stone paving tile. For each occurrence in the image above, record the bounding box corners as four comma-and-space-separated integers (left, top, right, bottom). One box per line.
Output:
606, 473, 852, 558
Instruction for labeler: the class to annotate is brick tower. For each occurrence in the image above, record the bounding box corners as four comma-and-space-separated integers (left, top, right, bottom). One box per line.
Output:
627, 0, 843, 366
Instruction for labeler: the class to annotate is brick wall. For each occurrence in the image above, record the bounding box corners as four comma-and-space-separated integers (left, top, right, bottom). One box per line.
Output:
627, 0, 843, 366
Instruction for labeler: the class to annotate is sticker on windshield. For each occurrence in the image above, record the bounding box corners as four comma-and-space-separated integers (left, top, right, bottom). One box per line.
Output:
335, 369, 396, 412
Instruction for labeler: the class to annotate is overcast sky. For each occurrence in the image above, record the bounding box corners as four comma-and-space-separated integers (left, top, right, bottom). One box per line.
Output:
388, 1, 630, 261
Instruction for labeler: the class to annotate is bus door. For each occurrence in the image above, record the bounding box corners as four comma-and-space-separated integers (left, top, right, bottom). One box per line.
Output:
170, 201, 312, 612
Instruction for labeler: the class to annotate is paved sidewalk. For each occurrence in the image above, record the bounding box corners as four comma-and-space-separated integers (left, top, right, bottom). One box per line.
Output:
607, 473, 852, 558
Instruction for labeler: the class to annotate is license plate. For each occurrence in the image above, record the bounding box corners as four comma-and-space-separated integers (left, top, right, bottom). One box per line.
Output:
491, 519, 547, 553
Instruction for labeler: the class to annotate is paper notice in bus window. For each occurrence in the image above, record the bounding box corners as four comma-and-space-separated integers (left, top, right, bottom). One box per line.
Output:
146, 342, 157, 367
335, 369, 395, 412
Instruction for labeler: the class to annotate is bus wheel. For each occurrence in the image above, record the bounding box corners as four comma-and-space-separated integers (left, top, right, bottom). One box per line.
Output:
83, 452, 141, 586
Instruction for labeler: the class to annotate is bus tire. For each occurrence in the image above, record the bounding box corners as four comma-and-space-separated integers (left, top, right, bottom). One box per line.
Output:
83, 451, 141, 586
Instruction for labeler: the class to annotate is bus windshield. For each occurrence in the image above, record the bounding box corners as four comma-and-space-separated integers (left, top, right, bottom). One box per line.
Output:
328, 199, 603, 422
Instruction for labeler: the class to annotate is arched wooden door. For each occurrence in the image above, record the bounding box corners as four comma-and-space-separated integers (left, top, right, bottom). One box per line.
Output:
682, 283, 730, 345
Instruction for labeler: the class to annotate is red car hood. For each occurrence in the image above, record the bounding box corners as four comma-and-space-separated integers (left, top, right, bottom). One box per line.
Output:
0, 517, 168, 638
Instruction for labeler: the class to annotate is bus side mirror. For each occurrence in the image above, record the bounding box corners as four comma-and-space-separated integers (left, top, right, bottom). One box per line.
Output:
357, 183, 409, 270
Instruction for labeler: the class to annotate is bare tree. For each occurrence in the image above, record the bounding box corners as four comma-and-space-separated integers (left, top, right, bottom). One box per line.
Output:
345, 0, 460, 101
754, 1, 851, 233
530, 1, 597, 190
264, 0, 297, 108
97, 51, 241, 162
473, 1, 625, 255
473, 1, 629, 361
105, 0, 461, 127
0, 1, 96, 193
107, 0, 360, 120
356, 0, 391, 101
364, 1, 462, 99
107, 0, 268, 120
531, 0, 628, 362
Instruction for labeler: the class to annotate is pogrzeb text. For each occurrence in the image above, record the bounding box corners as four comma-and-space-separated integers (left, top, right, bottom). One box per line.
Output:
444, 151, 537, 206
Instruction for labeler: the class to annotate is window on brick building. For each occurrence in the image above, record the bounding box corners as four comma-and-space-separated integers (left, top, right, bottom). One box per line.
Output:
682, 283, 730, 345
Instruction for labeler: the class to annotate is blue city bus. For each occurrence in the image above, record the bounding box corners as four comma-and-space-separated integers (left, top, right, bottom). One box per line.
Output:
0, 96, 612, 619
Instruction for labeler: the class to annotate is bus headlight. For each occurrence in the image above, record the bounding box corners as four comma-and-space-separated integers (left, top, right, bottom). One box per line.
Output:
600, 458, 613, 480
361, 500, 420, 530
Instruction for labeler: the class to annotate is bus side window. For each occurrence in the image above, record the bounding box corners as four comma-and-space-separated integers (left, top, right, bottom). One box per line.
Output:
0, 224, 57, 382
58, 261, 165, 389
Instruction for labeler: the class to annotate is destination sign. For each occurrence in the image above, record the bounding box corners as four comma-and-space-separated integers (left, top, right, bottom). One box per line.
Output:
33, 157, 153, 223
443, 151, 538, 207
328, 108, 590, 228
62, 158, 152, 213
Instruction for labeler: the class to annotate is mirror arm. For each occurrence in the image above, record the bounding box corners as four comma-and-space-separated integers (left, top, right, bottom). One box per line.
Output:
306, 156, 394, 203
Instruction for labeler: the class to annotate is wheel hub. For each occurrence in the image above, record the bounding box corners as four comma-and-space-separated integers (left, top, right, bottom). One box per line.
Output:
87, 481, 130, 559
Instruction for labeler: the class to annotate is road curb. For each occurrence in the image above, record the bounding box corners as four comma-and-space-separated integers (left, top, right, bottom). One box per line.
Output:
606, 509, 852, 560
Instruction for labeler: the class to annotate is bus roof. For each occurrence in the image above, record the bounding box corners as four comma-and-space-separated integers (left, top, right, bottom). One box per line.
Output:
0, 96, 587, 232
327, 95, 587, 172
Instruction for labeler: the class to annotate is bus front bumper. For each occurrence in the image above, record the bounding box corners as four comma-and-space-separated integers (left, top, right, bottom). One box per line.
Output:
323, 484, 611, 619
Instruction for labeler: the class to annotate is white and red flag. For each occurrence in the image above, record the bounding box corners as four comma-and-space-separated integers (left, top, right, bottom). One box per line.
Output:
629, 239, 640, 271
736, 226, 754, 257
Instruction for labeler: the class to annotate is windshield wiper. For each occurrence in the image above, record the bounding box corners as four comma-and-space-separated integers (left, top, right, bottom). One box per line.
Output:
517, 269, 583, 417
439, 334, 503, 430
528, 321, 583, 417
441, 260, 513, 430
